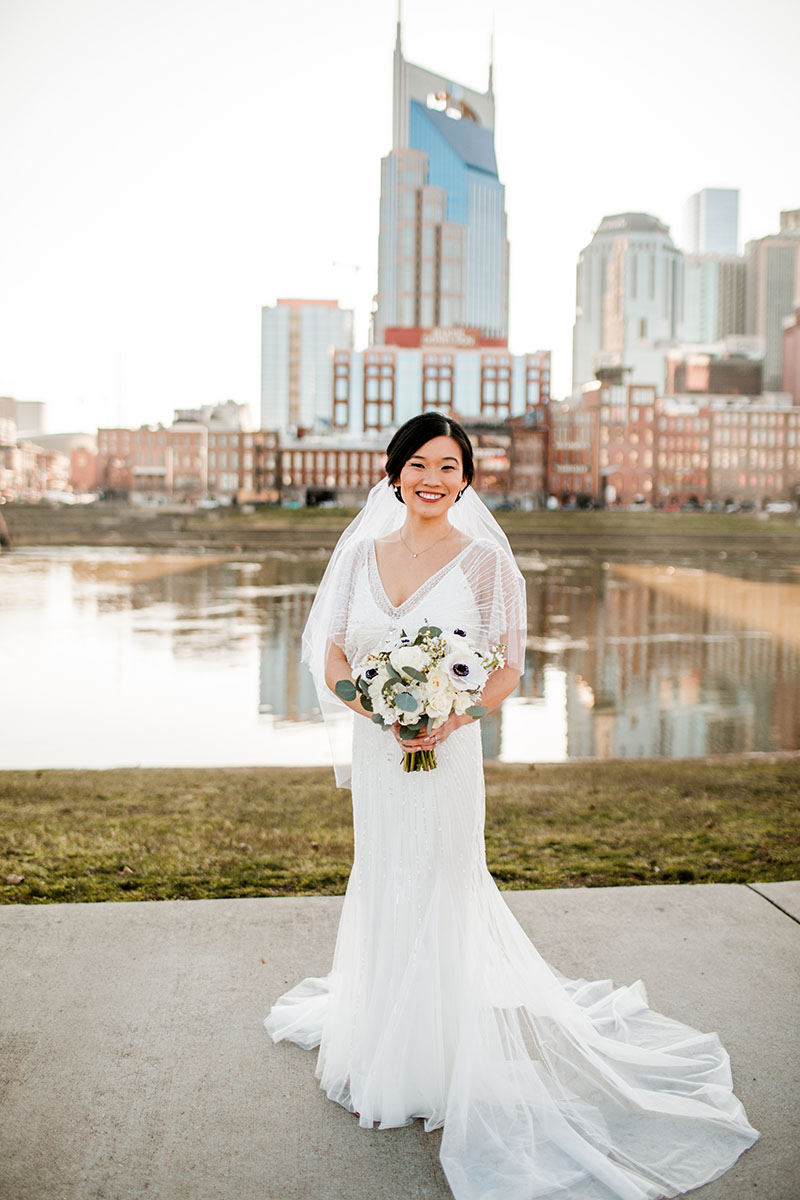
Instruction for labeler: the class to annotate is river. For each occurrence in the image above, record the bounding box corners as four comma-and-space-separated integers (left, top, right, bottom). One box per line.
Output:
2, 546, 799, 769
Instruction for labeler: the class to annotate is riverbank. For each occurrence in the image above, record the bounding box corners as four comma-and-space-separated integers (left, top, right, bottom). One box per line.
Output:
2, 501, 800, 556
3, 756, 798, 903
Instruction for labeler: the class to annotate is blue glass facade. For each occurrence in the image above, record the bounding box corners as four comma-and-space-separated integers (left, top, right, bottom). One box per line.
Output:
406, 100, 507, 339
374, 40, 509, 343
410, 102, 469, 225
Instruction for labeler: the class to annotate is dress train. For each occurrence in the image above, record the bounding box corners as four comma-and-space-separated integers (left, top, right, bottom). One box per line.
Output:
266, 720, 758, 1200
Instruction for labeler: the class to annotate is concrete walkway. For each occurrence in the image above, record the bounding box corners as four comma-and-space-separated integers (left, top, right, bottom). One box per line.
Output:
1, 882, 798, 1200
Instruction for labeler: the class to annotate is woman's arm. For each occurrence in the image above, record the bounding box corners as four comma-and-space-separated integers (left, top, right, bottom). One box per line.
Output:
472, 662, 521, 716
325, 642, 374, 719
394, 663, 520, 751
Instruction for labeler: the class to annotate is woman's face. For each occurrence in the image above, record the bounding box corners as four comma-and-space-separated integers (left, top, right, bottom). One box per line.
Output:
396, 435, 467, 518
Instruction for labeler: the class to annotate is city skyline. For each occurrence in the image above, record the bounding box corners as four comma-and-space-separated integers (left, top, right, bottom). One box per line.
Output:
1, 0, 798, 434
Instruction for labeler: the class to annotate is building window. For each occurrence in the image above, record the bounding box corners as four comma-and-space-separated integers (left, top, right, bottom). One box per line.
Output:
333, 351, 350, 429
363, 352, 395, 431
526, 352, 550, 411
480, 354, 512, 419
422, 354, 453, 413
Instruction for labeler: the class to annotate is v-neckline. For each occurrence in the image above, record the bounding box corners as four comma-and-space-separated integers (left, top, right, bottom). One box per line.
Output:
369, 539, 472, 614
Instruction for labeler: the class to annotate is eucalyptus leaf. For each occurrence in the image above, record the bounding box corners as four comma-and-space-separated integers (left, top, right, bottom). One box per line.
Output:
465, 705, 488, 719
357, 676, 371, 695
386, 664, 403, 682
403, 666, 428, 683
395, 692, 418, 712
359, 694, 374, 712
335, 679, 357, 702
398, 722, 423, 740
371, 713, 385, 725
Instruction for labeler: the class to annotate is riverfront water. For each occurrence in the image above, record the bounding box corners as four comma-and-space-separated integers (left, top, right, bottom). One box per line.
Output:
2, 545, 799, 769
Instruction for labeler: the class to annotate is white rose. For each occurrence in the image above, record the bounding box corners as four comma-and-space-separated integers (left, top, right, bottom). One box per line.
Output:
389, 644, 429, 675
425, 667, 449, 694
454, 690, 476, 715
427, 689, 453, 718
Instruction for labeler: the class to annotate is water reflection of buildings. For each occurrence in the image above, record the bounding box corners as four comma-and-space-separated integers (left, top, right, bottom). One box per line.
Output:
251, 557, 800, 762
258, 590, 318, 721
547, 565, 800, 759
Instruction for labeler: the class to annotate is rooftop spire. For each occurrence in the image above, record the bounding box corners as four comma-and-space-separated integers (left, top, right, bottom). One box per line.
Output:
396, 0, 402, 51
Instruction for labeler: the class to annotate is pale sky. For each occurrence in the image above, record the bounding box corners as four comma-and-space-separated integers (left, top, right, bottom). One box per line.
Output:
1, 0, 798, 434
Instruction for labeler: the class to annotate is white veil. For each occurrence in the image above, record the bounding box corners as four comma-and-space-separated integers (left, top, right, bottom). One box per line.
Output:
301, 477, 526, 787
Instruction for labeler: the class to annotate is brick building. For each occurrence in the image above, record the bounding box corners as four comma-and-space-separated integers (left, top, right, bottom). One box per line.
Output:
330, 342, 551, 436
595, 384, 657, 505
97, 424, 280, 503
666, 344, 762, 396
548, 400, 598, 501
278, 440, 387, 505
783, 307, 800, 406
708, 397, 800, 505
655, 401, 711, 504
278, 413, 550, 507
547, 382, 800, 507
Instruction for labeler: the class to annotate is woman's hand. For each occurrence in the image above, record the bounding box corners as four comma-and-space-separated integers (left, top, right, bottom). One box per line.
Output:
389, 663, 521, 752
391, 713, 470, 752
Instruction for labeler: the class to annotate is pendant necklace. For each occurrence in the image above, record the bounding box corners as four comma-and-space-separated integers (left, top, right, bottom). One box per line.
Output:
400, 526, 454, 559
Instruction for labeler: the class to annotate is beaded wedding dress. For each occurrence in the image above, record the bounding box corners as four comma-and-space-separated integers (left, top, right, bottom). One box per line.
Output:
265, 537, 758, 1200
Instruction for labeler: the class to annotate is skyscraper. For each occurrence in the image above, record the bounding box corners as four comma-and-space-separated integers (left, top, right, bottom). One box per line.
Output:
261, 300, 353, 432
679, 254, 746, 344
373, 22, 509, 345
746, 211, 800, 391
572, 214, 682, 393
681, 188, 739, 256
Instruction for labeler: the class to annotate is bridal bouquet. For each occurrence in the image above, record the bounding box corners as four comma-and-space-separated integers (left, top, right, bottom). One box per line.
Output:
335, 624, 506, 772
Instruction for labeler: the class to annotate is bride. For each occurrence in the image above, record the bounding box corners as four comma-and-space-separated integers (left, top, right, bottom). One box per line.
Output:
265, 413, 758, 1200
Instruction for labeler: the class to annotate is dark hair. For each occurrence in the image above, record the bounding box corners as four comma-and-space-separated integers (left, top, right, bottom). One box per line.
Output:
385, 414, 475, 496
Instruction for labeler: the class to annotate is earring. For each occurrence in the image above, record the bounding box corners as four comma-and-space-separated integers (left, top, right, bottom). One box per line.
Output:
393, 485, 404, 504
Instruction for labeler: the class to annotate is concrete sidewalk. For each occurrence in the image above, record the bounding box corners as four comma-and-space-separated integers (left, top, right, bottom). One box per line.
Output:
1, 882, 798, 1200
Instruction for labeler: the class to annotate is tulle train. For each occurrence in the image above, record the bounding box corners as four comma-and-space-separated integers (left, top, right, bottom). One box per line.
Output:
266, 720, 757, 1199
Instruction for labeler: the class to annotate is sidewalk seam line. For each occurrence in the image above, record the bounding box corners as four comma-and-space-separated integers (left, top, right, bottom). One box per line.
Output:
745, 883, 800, 926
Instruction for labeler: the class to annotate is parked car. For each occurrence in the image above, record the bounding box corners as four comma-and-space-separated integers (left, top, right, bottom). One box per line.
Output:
765, 501, 793, 514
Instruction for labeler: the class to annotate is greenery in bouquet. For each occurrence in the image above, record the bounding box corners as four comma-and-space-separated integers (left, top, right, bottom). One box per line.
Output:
335, 623, 506, 772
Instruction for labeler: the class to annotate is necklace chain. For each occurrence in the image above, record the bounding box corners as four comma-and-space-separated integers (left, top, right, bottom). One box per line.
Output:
399, 526, 454, 559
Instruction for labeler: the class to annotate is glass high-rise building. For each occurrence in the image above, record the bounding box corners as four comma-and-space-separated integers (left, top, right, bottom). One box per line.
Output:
261, 299, 353, 432
681, 189, 739, 256
373, 22, 509, 344
745, 211, 800, 391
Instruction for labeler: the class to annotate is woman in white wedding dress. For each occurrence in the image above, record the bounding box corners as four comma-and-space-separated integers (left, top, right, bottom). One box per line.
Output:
265, 414, 758, 1200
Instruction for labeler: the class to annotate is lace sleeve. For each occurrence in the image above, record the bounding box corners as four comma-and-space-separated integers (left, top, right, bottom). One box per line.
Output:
303, 537, 367, 673
327, 540, 367, 653
464, 540, 527, 673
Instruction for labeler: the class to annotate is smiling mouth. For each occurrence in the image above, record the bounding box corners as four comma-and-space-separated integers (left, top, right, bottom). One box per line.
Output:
416, 491, 445, 501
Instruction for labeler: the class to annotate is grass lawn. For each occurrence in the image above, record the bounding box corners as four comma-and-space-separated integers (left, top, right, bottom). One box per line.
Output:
187, 505, 800, 541
2, 758, 798, 903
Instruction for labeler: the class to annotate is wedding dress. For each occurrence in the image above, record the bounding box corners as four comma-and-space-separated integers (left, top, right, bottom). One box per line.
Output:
265, 534, 759, 1200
